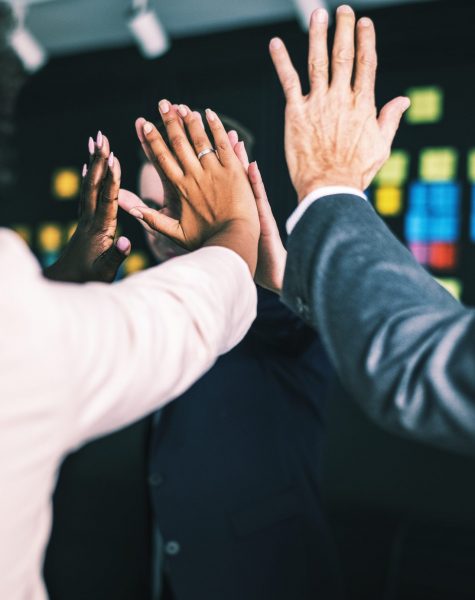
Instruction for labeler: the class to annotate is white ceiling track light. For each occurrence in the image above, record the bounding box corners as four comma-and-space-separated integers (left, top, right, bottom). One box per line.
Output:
292, 0, 330, 31
9, 0, 48, 73
128, 0, 170, 59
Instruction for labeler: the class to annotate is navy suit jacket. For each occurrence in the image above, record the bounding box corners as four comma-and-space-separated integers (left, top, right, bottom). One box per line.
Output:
149, 288, 342, 600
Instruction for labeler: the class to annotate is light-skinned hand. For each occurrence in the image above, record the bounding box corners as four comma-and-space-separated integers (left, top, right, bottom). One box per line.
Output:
269, 4, 411, 200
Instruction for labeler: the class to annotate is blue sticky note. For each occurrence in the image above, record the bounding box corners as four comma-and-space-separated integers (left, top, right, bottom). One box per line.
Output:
408, 182, 429, 214
405, 214, 430, 243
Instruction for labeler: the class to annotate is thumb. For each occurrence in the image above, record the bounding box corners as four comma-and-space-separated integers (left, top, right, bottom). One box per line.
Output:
95, 236, 131, 282
378, 96, 411, 147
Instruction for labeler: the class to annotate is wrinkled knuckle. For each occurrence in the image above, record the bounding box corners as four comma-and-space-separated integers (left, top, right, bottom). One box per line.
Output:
163, 115, 178, 128
333, 48, 354, 63
195, 136, 210, 150
358, 53, 377, 68
216, 140, 229, 153
170, 134, 186, 150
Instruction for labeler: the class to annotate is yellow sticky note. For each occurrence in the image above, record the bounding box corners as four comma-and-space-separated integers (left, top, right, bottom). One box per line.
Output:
420, 148, 458, 182
406, 87, 444, 124
467, 149, 475, 183
52, 168, 81, 200
124, 251, 149, 275
435, 277, 462, 300
374, 150, 410, 186
375, 187, 403, 217
38, 223, 63, 252
12, 225, 32, 246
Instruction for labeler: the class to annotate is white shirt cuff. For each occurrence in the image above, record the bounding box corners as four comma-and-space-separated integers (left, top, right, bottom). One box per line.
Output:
286, 186, 367, 235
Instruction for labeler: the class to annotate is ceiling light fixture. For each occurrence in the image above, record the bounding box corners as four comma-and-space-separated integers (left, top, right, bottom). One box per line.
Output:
9, 0, 47, 73
128, 0, 170, 59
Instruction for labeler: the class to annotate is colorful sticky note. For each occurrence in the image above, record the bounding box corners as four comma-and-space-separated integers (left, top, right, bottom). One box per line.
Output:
408, 182, 429, 214
435, 277, 462, 300
420, 148, 458, 182
124, 251, 149, 275
405, 214, 429, 243
428, 242, 458, 271
374, 150, 410, 186
52, 168, 81, 200
375, 187, 403, 217
428, 183, 460, 216
409, 242, 430, 266
406, 87, 444, 124
429, 217, 459, 242
467, 150, 475, 183
38, 223, 63, 253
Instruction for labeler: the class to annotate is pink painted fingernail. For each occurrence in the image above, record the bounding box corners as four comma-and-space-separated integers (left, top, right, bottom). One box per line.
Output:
116, 236, 130, 253
82, 163, 88, 177
108, 152, 114, 168
270, 38, 282, 50
143, 122, 153, 135
129, 208, 143, 220
205, 108, 216, 122
159, 99, 170, 114
88, 136, 95, 155
178, 104, 188, 117
96, 130, 103, 148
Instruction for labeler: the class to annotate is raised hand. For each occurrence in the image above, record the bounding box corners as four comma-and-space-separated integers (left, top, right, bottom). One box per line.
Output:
269, 4, 410, 200
231, 135, 287, 295
124, 101, 260, 274
44, 133, 131, 283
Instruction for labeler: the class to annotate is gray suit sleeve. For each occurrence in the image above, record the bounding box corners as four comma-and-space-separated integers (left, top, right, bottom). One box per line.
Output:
282, 194, 475, 454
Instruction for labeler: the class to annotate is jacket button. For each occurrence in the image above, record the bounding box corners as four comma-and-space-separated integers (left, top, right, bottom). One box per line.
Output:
164, 541, 181, 556
148, 473, 164, 487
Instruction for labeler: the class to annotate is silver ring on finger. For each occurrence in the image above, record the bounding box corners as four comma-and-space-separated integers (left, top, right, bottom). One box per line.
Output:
197, 147, 216, 161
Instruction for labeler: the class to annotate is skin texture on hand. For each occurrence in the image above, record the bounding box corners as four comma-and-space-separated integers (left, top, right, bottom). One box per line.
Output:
269, 4, 411, 201
123, 101, 260, 275
120, 122, 287, 294
44, 133, 131, 283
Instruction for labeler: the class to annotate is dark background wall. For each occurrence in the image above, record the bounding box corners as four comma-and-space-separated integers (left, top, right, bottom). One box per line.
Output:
3, 0, 475, 598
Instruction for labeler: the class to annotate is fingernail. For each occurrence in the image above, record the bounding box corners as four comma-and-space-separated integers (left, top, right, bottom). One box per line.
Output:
270, 38, 282, 50
314, 8, 328, 23
143, 122, 153, 135
359, 17, 372, 27
129, 208, 144, 220
253, 161, 260, 174
108, 152, 114, 168
159, 100, 170, 114
96, 130, 103, 148
88, 136, 95, 155
178, 104, 188, 117
205, 108, 216, 122
82, 163, 88, 177
193, 111, 205, 128
116, 236, 130, 253
338, 5, 353, 14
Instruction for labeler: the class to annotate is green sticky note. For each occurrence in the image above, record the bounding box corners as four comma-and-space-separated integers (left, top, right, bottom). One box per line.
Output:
374, 150, 410, 186
467, 149, 475, 183
406, 87, 444, 124
420, 148, 458, 182
435, 277, 462, 300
